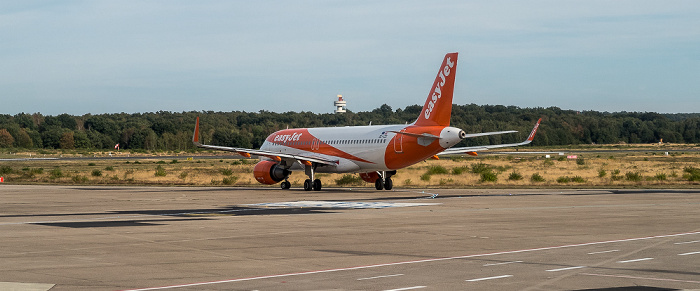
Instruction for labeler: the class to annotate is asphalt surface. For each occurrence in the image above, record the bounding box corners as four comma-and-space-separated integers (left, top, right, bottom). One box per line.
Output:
1, 185, 699, 290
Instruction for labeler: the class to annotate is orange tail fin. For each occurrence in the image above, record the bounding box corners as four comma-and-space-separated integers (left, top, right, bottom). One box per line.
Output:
414, 52, 458, 127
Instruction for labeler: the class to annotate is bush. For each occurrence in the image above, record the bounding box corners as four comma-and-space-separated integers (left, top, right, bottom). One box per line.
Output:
220, 168, 233, 176
49, 168, 63, 179
335, 174, 363, 186
531, 173, 545, 182
543, 159, 554, 166
598, 169, 607, 178
179, 172, 188, 180
683, 166, 700, 181
170, 160, 179, 164
88, 162, 96, 166
654, 173, 667, 181
71, 175, 88, 183
420, 173, 431, 181
625, 172, 642, 181
0, 166, 13, 175
576, 158, 585, 166
91, 169, 102, 177
480, 170, 498, 182
426, 165, 448, 175
105, 166, 115, 171
557, 176, 571, 183
154, 165, 167, 177
451, 167, 467, 175
222, 176, 238, 185
508, 171, 523, 181
156, 160, 166, 164
471, 163, 490, 174
571, 176, 586, 183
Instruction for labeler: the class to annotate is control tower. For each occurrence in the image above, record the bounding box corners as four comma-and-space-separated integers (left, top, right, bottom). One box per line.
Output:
334, 95, 346, 113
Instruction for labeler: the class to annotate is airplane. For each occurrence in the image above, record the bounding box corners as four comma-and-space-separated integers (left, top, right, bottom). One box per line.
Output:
192, 52, 541, 191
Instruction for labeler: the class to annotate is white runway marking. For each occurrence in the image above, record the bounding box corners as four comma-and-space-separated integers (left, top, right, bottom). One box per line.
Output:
383, 286, 426, 291
483, 261, 522, 266
678, 251, 700, 256
247, 201, 440, 209
119, 231, 700, 291
675, 240, 700, 245
546, 266, 586, 272
357, 274, 404, 280
587, 249, 619, 255
617, 258, 653, 263
465, 275, 513, 282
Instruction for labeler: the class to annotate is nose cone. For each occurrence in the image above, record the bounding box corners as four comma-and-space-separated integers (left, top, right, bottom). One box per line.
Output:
439, 127, 465, 148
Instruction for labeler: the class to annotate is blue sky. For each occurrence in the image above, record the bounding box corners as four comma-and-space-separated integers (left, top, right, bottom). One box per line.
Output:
2, 1, 699, 115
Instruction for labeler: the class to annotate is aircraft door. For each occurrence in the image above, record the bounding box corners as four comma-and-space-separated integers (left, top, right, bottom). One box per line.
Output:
393, 129, 404, 153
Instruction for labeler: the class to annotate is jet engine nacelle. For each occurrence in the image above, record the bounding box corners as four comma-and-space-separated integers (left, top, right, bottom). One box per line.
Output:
253, 160, 289, 185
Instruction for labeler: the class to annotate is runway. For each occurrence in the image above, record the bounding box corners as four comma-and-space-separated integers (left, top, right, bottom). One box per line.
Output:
1, 185, 699, 290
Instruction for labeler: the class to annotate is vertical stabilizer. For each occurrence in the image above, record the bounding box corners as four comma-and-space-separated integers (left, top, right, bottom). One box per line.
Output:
414, 52, 458, 127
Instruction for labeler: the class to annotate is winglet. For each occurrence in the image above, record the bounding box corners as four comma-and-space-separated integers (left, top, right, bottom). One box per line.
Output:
526, 118, 542, 142
192, 116, 201, 145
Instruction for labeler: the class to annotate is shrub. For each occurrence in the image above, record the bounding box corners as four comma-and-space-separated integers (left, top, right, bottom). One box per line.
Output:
508, 171, 523, 181
222, 176, 238, 185
179, 172, 188, 180
88, 162, 96, 166
531, 173, 545, 182
557, 176, 571, 183
654, 173, 667, 181
0, 166, 13, 175
105, 166, 115, 171
335, 174, 363, 186
480, 170, 498, 182
49, 168, 63, 179
170, 160, 179, 164
71, 175, 88, 183
571, 176, 586, 183
598, 169, 607, 178
451, 167, 467, 175
154, 165, 167, 177
426, 165, 448, 175
471, 163, 490, 174
543, 159, 554, 166
420, 173, 431, 181
403, 179, 412, 185
220, 168, 233, 176
683, 166, 700, 181
91, 169, 102, 177
576, 158, 585, 166
625, 172, 642, 181
156, 160, 166, 164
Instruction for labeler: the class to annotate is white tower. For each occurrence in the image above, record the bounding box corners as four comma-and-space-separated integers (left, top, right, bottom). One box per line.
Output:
334, 95, 347, 113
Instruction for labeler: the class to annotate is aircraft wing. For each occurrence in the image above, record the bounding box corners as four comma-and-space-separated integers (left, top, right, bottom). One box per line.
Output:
438, 118, 541, 156
192, 117, 337, 166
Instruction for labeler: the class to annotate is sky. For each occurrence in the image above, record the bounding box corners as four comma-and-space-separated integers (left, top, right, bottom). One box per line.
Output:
2, 1, 699, 116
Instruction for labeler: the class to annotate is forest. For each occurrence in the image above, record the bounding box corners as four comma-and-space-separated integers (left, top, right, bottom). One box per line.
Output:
0, 104, 699, 151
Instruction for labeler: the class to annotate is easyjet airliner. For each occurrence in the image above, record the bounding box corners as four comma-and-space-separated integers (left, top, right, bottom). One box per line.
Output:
193, 53, 541, 191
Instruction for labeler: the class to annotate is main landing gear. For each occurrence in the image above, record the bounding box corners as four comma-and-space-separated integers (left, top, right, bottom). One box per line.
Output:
374, 171, 395, 191
303, 162, 322, 191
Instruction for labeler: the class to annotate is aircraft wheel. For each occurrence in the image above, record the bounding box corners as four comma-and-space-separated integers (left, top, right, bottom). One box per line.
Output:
280, 181, 291, 189
313, 179, 322, 191
303, 179, 312, 191
375, 179, 384, 190
384, 177, 393, 190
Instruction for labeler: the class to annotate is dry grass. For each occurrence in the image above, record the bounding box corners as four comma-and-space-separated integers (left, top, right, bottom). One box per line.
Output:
1, 148, 698, 188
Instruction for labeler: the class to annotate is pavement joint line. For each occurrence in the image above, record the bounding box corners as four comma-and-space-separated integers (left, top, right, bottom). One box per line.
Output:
118, 230, 700, 291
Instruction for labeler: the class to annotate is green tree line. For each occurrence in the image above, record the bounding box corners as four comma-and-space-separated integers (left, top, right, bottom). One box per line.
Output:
0, 105, 698, 151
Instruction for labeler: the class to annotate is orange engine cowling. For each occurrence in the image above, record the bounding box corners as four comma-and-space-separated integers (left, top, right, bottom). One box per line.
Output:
359, 172, 380, 183
253, 161, 289, 185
